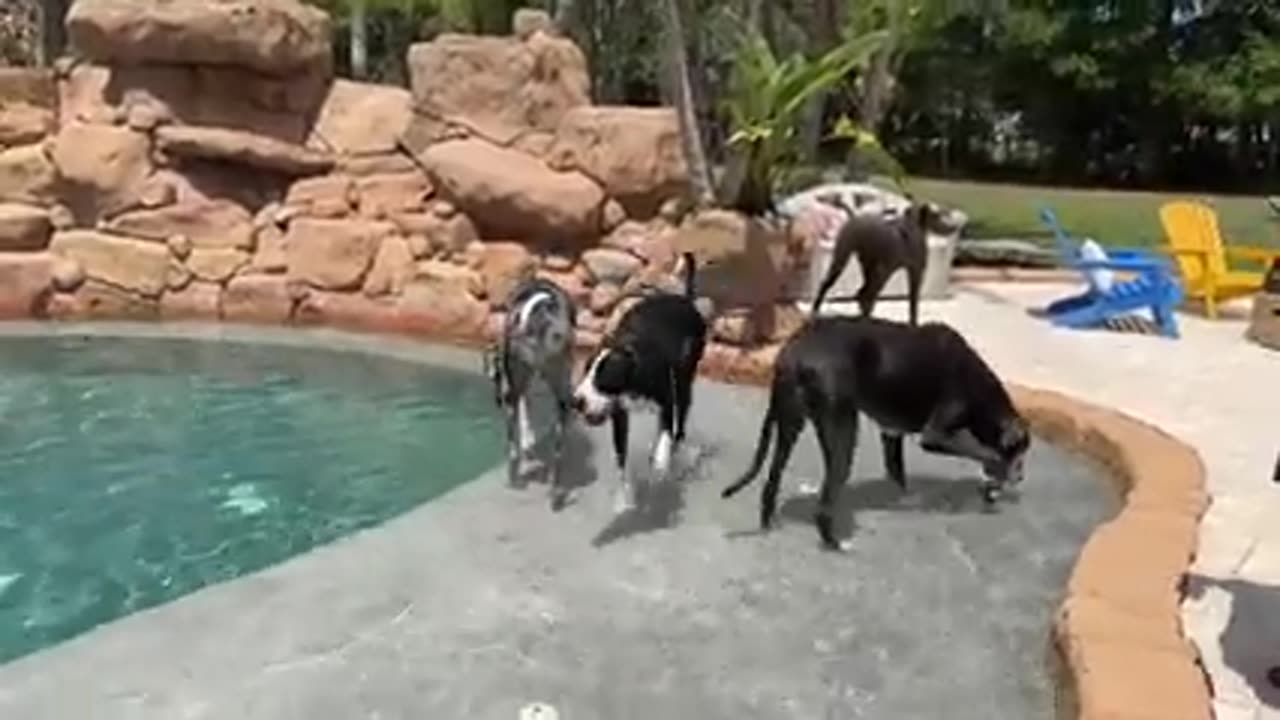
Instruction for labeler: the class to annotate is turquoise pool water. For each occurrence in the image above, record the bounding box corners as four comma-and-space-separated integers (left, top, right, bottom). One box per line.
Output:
0, 333, 503, 664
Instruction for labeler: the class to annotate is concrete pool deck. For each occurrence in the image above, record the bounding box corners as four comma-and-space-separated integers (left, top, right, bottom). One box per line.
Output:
0, 321, 1114, 719
0, 275, 1250, 718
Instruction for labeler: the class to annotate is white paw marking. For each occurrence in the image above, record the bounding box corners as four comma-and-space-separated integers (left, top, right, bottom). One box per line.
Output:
651, 431, 673, 477
613, 483, 634, 514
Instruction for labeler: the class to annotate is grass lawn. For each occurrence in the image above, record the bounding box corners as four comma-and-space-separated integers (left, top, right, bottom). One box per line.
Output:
905, 176, 1280, 249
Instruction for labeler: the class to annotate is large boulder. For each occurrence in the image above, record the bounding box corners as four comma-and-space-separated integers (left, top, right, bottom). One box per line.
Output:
59, 63, 327, 144
285, 217, 391, 290
49, 123, 154, 219
65, 0, 333, 77
0, 203, 52, 251
49, 230, 170, 297
419, 139, 603, 242
361, 234, 415, 297
547, 107, 688, 218
155, 125, 334, 176
405, 32, 589, 147
308, 80, 413, 156
105, 200, 254, 250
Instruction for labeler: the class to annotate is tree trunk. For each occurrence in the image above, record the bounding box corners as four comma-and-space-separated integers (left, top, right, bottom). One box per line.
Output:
798, 0, 841, 164
663, 0, 716, 208
349, 0, 368, 80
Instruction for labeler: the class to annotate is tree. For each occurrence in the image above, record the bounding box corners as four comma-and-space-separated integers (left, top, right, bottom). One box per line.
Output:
663, 0, 717, 208
716, 11, 889, 214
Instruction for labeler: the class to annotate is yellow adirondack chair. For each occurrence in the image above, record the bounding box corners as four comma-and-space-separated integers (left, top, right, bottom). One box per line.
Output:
1157, 200, 1280, 319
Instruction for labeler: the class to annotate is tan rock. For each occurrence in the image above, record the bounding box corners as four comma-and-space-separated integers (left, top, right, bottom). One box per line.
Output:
712, 304, 805, 347
479, 241, 537, 307
155, 125, 334, 175
308, 79, 412, 156
406, 233, 430, 259
537, 268, 590, 306
137, 173, 177, 208
547, 106, 687, 218
0, 69, 56, 107
51, 256, 86, 292
362, 234, 415, 297
588, 282, 622, 315
581, 247, 643, 285
0, 103, 56, 147
419, 139, 603, 242
601, 197, 627, 233
285, 217, 391, 290
223, 274, 296, 323
415, 259, 484, 297
336, 152, 418, 177
659, 197, 684, 224
603, 220, 674, 264
49, 123, 153, 217
510, 131, 555, 158
394, 278, 489, 340
284, 174, 353, 218
0, 70, 56, 147
58, 63, 324, 143
186, 248, 250, 283
166, 257, 195, 291
390, 210, 477, 256
105, 200, 254, 250
295, 290, 393, 329
166, 233, 192, 259
542, 253, 574, 272
0, 143, 60, 205
355, 172, 432, 218
47, 280, 158, 320
0, 203, 52, 251
65, 0, 333, 76
160, 281, 222, 319
432, 200, 459, 218
248, 224, 289, 274
48, 204, 75, 230
0, 252, 54, 317
49, 230, 170, 297
674, 209, 796, 310
405, 33, 588, 146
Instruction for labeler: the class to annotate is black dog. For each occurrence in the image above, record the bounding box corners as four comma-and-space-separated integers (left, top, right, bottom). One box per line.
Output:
810, 198, 951, 325
572, 253, 707, 514
722, 315, 1031, 551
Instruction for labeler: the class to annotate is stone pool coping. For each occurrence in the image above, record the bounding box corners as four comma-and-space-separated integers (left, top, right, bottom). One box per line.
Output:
0, 318, 1213, 720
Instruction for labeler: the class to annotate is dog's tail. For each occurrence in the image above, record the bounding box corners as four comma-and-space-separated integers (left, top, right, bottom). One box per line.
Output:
721, 394, 776, 499
681, 252, 697, 298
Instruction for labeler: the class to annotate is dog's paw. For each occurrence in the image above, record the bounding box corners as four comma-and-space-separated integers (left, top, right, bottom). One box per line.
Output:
612, 486, 635, 515
797, 479, 821, 496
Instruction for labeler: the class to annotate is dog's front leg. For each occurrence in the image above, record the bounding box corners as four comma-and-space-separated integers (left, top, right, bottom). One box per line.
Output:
610, 406, 633, 513
505, 401, 523, 487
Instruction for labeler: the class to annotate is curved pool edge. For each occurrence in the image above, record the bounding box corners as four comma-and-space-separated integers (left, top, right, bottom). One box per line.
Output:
0, 317, 1215, 719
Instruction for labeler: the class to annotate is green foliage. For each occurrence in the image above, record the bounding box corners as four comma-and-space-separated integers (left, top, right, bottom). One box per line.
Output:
716, 10, 888, 214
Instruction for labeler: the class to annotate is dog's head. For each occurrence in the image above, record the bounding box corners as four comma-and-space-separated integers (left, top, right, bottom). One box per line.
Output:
903, 199, 966, 237
571, 343, 635, 426
981, 415, 1031, 488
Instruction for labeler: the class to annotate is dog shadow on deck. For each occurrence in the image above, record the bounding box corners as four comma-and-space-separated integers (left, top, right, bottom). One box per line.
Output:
772, 473, 1010, 537
591, 441, 722, 548
513, 422, 600, 512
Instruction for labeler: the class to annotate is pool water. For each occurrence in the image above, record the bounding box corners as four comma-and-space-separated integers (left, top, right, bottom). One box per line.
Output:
0, 334, 503, 664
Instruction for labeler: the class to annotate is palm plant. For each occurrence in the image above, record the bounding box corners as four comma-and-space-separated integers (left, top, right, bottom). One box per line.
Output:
716, 13, 890, 215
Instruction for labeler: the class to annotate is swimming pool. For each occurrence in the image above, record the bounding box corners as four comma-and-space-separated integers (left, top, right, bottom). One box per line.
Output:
0, 328, 503, 664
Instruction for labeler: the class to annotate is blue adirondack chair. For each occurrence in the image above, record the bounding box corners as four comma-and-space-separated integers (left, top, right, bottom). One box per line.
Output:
1036, 206, 1184, 339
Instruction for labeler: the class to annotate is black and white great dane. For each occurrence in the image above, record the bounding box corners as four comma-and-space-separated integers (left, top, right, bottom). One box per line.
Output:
572, 253, 708, 514
722, 315, 1031, 551
484, 276, 578, 490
